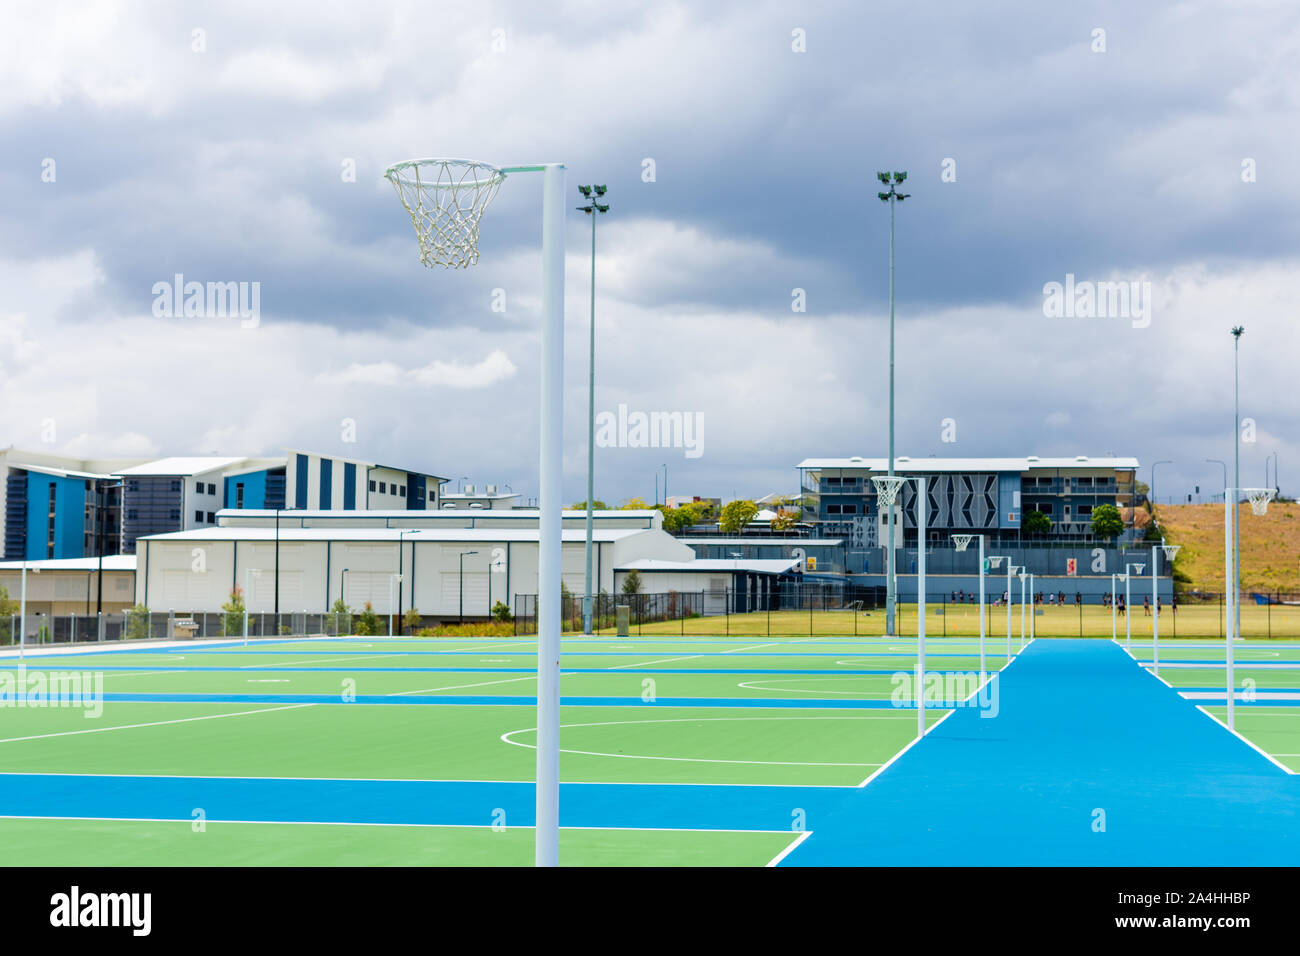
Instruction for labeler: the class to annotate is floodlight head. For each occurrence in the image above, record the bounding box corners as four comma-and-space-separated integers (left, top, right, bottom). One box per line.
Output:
894, 171, 907, 182
1231, 325, 1245, 338
877, 172, 890, 184
594, 185, 607, 196
878, 192, 890, 201
896, 193, 909, 201
596, 203, 610, 213
578, 185, 592, 197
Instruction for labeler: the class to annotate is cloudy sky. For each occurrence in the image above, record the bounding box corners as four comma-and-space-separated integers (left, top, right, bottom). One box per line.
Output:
1, 0, 1297, 505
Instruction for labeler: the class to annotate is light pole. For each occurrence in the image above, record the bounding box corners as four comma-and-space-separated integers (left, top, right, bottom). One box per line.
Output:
577, 184, 609, 637
877, 170, 909, 636
338, 568, 350, 634
1124, 561, 1145, 649
95, 480, 122, 619
459, 550, 479, 619
243, 567, 262, 646
1151, 460, 1172, 509
387, 574, 402, 635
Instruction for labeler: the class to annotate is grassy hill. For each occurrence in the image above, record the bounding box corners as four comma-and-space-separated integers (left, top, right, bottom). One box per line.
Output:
1155, 501, 1300, 593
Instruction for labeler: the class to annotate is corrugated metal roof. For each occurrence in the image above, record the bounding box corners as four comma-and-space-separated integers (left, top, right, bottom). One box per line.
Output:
140, 527, 648, 544
115, 457, 248, 476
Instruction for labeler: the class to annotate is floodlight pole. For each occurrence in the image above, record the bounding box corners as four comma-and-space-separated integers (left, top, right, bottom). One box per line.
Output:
577, 186, 609, 637
878, 171, 909, 637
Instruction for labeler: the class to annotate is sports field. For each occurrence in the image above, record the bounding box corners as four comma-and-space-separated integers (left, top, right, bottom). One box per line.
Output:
0, 634, 997, 866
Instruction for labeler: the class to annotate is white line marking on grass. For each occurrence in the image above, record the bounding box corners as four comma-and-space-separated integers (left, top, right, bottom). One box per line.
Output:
0, 770, 858, 788
501, 715, 909, 767
247, 679, 291, 684
241, 654, 391, 669
766, 829, 813, 867
736, 677, 889, 697
0, 703, 316, 745
608, 655, 703, 670
390, 676, 535, 695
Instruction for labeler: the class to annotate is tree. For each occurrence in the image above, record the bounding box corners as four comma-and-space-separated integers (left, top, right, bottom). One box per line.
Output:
491, 600, 513, 622
221, 587, 246, 636
719, 499, 760, 533
0, 586, 16, 644
571, 500, 608, 510
658, 504, 702, 534
1090, 503, 1124, 539
125, 604, 152, 640
403, 607, 422, 634
354, 602, 382, 636
620, 497, 651, 510
329, 598, 351, 636
770, 508, 799, 532
621, 569, 642, 595
1022, 510, 1052, 535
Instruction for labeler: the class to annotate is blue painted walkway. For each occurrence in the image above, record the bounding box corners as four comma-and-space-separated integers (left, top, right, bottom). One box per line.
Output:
786, 639, 1300, 865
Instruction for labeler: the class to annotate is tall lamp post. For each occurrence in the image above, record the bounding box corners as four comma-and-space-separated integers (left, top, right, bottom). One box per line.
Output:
459, 550, 479, 619
877, 170, 909, 636
577, 184, 609, 637
95, 480, 123, 620
1206, 459, 1227, 503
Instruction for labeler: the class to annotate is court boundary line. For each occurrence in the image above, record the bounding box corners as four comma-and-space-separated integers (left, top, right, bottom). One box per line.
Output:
765, 829, 812, 867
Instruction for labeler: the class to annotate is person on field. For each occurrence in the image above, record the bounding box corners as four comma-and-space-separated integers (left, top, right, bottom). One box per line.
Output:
1143, 595, 1151, 616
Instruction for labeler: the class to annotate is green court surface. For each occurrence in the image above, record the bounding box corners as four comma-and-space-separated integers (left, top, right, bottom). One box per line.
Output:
1200, 706, 1300, 772
0, 634, 989, 864
0, 817, 797, 867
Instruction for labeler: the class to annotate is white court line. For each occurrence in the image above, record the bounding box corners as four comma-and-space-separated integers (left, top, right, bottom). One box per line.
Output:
241, 654, 392, 669
766, 829, 813, 867
0, 702, 315, 744
608, 655, 704, 670
390, 675, 535, 696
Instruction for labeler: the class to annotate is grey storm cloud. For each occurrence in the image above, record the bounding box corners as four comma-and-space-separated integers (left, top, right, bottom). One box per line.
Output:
0, 0, 1297, 503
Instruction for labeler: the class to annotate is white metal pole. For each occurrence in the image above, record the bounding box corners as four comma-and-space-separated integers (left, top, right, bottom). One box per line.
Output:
916, 478, 926, 738
1152, 545, 1160, 674
978, 536, 985, 682
1226, 488, 1235, 729
1019, 574, 1026, 649
1006, 563, 1013, 659
1125, 572, 1132, 648
1111, 573, 1117, 642
535, 162, 565, 868
243, 567, 251, 646
1027, 572, 1034, 648
19, 562, 27, 661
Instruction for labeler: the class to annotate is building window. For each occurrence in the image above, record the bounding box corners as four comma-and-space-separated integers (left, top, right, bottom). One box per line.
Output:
841, 504, 858, 514
1077, 504, 1093, 516
208, 483, 216, 495
827, 504, 841, 514
429, 491, 436, 501
195, 511, 205, 523
236, 483, 245, 508
369, 480, 376, 492
127, 480, 139, 492
195, 481, 204, 494
170, 509, 181, 522
399, 485, 406, 497
379, 482, 386, 493
207, 512, 215, 523
127, 509, 138, 520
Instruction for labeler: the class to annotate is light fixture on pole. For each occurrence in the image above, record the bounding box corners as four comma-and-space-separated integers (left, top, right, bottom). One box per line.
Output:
1151, 460, 1172, 509
877, 170, 909, 637
577, 184, 609, 637
385, 156, 566, 867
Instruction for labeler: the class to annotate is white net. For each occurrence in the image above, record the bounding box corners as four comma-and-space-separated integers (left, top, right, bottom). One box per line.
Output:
1246, 488, 1276, 516
384, 159, 506, 269
1133, 563, 1145, 575
871, 475, 909, 507
1161, 543, 1181, 561
951, 534, 974, 552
